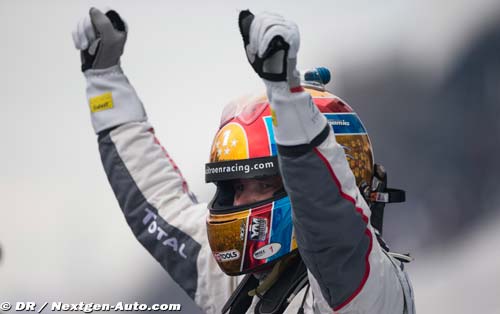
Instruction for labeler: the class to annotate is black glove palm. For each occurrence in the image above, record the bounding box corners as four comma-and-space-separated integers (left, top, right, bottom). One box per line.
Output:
237, 10, 300, 87
238, 10, 290, 82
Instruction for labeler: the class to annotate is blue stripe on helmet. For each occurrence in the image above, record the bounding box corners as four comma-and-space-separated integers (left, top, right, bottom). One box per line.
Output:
267, 196, 293, 263
263, 116, 278, 156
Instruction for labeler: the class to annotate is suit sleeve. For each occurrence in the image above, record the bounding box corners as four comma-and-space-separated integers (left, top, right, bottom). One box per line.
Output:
83, 66, 239, 314
266, 83, 411, 313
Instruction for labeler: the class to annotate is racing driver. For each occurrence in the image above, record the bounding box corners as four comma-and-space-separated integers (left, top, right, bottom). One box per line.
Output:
72, 7, 415, 314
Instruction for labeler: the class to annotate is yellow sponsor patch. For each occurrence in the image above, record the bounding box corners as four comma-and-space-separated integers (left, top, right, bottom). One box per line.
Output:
89, 92, 114, 113
271, 109, 277, 126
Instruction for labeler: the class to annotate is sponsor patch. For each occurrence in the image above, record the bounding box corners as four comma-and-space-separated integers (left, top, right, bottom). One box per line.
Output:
214, 249, 240, 262
253, 243, 281, 260
250, 217, 268, 241
89, 92, 114, 113
271, 109, 277, 126
142, 208, 188, 259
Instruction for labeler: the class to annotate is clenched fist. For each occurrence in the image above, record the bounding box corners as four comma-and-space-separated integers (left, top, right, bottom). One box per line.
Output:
72, 8, 127, 72
238, 10, 301, 88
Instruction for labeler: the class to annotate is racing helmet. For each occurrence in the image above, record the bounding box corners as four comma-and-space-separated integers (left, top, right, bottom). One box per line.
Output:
205, 68, 374, 275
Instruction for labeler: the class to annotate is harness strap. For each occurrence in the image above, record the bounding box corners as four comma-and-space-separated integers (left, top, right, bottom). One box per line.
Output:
222, 274, 259, 314
222, 255, 309, 314
254, 256, 308, 314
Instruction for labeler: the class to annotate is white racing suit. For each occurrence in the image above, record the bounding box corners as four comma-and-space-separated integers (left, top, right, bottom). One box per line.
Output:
85, 65, 415, 314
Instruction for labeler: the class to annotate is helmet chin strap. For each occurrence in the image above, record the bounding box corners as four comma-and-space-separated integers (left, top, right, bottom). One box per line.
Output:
222, 253, 307, 314
248, 251, 299, 298
248, 259, 283, 297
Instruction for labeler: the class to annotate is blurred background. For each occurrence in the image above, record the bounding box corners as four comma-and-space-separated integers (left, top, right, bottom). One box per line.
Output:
1, 0, 499, 313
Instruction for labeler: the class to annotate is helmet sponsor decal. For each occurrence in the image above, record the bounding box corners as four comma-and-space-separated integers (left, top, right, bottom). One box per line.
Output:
324, 113, 367, 135
250, 217, 268, 241
243, 204, 273, 270
214, 249, 241, 263
205, 156, 279, 182
253, 243, 281, 260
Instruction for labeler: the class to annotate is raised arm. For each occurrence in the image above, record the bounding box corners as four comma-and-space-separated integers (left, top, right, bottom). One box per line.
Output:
72, 9, 237, 313
238, 10, 414, 313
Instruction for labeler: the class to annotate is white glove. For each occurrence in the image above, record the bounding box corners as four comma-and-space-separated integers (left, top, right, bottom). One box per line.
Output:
238, 10, 327, 146
238, 10, 301, 88
72, 8, 127, 72
72, 8, 146, 134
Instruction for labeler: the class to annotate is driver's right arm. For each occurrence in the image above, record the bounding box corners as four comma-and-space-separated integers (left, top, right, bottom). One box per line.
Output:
72, 8, 238, 313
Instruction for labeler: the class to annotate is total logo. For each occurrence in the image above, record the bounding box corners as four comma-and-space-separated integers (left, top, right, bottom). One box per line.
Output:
253, 243, 281, 260
214, 249, 240, 263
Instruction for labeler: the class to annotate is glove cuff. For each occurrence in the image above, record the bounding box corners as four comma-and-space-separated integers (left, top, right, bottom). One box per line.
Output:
263, 80, 327, 146
84, 65, 147, 134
